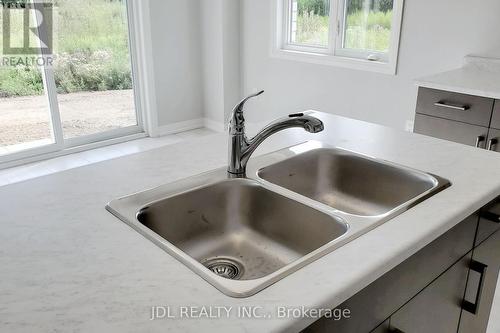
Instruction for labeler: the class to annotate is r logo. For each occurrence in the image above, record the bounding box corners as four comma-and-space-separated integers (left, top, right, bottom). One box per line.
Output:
2, 0, 53, 55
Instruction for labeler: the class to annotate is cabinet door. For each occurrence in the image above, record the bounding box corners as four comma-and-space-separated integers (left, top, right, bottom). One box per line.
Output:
304, 215, 478, 333
486, 128, 500, 153
370, 320, 390, 333
476, 197, 500, 246
389, 254, 472, 333
414, 114, 489, 148
491, 100, 500, 129
459, 230, 500, 333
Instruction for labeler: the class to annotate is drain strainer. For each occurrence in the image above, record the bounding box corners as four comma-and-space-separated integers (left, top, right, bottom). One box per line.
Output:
203, 257, 244, 280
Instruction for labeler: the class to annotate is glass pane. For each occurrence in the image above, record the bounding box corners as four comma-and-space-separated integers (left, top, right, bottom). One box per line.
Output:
0, 4, 55, 156
343, 0, 394, 52
54, 0, 137, 139
290, 0, 331, 47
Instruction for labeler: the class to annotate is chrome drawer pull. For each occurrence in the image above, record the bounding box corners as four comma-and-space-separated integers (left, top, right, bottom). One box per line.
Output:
481, 211, 500, 223
475, 136, 486, 148
487, 138, 498, 151
462, 260, 488, 315
434, 101, 470, 111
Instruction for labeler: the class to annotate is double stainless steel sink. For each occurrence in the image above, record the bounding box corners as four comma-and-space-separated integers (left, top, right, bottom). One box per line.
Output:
107, 142, 450, 297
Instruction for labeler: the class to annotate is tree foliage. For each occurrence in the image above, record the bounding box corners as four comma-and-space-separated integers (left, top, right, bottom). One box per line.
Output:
298, 0, 393, 16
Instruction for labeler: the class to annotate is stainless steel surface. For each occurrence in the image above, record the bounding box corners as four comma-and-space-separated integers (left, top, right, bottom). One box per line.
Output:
258, 148, 444, 217
487, 129, 500, 152
476, 136, 486, 148
227, 91, 324, 175
107, 142, 450, 297
135, 178, 347, 281
434, 101, 470, 111
203, 258, 244, 280
487, 138, 498, 151
462, 260, 488, 315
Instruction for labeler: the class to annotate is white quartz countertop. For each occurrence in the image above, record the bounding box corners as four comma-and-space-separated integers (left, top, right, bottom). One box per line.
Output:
2, 112, 500, 333
416, 57, 500, 99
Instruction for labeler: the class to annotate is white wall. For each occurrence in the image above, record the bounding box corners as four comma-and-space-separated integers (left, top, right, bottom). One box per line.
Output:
240, 0, 500, 129
148, 0, 204, 127
200, 0, 241, 128
147, 0, 240, 130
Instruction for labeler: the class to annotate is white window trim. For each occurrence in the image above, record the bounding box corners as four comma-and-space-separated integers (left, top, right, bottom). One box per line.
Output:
270, 0, 404, 75
0, 0, 156, 168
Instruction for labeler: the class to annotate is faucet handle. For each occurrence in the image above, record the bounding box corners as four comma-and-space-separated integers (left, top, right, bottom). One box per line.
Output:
229, 90, 264, 133
232, 90, 264, 114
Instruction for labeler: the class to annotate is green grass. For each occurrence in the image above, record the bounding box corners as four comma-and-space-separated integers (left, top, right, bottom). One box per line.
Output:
296, 10, 393, 52
295, 12, 330, 46
0, 0, 132, 97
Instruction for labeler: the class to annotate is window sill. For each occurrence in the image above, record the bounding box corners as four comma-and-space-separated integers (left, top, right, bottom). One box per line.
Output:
270, 48, 397, 75
0, 127, 216, 186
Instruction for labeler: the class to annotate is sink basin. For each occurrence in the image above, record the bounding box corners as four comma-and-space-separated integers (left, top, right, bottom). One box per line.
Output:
107, 142, 449, 297
258, 148, 443, 216
136, 178, 347, 280
107, 169, 349, 297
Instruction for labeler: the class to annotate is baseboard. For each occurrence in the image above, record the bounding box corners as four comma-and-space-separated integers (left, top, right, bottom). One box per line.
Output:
203, 118, 226, 133
154, 118, 205, 137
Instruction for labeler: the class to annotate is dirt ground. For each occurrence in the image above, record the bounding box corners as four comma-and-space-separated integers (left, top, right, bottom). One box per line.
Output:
0, 90, 136, 147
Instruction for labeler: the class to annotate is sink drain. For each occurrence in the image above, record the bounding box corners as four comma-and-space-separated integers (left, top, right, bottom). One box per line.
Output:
203, 257, 244, 280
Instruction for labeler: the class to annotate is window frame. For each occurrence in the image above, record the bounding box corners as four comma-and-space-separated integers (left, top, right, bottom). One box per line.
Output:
0, 0, 149, 169
271, 0, 405, 74
281, 0, 335, 54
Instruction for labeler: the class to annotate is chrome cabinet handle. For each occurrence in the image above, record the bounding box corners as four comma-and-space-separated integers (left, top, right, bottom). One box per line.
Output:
475, 136, 486, 148
481, 210, 500, 223
487, 138, 498, 151
480, 196, 500, 223
462, 260, 488, 314
434, 101, 470, 111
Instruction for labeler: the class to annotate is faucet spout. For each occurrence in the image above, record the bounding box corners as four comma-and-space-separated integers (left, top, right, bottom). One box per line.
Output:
227, 91, 324, 175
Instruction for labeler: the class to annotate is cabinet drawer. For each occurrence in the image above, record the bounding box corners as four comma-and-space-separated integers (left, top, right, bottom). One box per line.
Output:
486, 129, 500, 153
416, 88, 494, 126
414, 114, 489, 148
491, 100, 500, 129
476, 197, 500, 246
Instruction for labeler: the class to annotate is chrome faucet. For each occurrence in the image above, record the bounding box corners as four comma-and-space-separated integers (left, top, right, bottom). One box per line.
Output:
228, 91, 324, 175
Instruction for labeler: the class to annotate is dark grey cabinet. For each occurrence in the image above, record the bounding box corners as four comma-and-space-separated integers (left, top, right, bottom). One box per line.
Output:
370, 320, 390, 333
476, 197, 500, 246
389, 254, 471, 333
304, 214, 478, 333
416, 88, 494, 127
459, 230, 500, 333
491, 100, 500, 130
414, 88, 500, 153
414, 114, 488, 148
304, 198, 500, 333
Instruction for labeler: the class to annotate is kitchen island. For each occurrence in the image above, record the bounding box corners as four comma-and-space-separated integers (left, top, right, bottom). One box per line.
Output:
1, 112, 500, 332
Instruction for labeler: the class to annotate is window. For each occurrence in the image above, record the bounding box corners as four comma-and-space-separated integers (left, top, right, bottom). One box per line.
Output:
273, 0, 404, 73
0, 0, 142, 166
